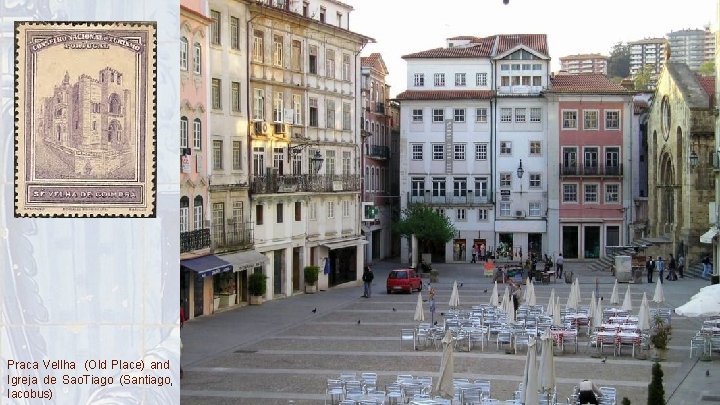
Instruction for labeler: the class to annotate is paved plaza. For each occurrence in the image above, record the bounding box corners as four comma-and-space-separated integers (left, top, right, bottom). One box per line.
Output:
181, 259, 720, 404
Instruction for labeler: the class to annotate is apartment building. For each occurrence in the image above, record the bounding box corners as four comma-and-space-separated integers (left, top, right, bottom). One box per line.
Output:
559, 54, 608, 75
667, 27, 716, 71
628, 38, 666, 87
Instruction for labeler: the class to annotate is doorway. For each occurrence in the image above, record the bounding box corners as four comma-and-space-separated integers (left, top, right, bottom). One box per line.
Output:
498, 233, 513, 260
292, 247, 301, 293
584, 226, 601, 259
453, 239, 466, 262
528, 233, 542, 260
562, 226, 579, 259
273, 249, 283, 295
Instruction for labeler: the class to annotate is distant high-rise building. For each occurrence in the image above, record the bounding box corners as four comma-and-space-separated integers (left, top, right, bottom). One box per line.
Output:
558, 54, 608, 75
628, 38, 667, 88
667, 26, 715, 71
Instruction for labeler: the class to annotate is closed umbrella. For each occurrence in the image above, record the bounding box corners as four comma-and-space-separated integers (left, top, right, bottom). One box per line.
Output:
592, 296, 603, 329
652, 277, 665, 305
489, 281, 499, 307
414, 291, 425, 322
538, 332, 556, 394
621, 285, 633, 312
610, 280, 620, 305
565, 286, 578, 311
521, 337, 539, 405
505, 288, 516, 323
524, 277, 531, 302
589, 290, 597, 323
526, 282, 537, 306
637, 292, 650, 330
449, 280, 460, 308
573, 277, 582, 306
552, 298, 562, 327
432, 330, 455, 399
547, 288, 556, 316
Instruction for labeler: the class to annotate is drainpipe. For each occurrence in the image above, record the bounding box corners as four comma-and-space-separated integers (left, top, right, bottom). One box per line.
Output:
490, 59, 496, 255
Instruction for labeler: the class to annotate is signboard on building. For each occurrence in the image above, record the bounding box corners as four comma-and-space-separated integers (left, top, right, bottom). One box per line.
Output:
181, 155, 190, 174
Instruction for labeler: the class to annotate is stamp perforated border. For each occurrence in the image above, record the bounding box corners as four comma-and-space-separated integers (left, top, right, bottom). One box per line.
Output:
14, 21, 157, 218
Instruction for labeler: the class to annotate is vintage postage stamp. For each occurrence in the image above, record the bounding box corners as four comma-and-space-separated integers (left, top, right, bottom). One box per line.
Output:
15, 22, 156, 217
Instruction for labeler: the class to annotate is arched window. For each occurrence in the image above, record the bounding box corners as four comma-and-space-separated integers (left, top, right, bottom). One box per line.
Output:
180, 117, 188, 148
108, 93, 122, 115
180, 197, 189, 233
193, 43, 201, 74
193, 118, 201, 149
370, 167, 375, 191
193, 196, 204, 230
180, 37, 188, 70
375, 167, 379, 192
365, 166, 369, 191
108, 120, 122, 142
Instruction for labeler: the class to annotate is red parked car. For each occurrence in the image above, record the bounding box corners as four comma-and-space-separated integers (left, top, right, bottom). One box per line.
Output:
386, 268, 423, 294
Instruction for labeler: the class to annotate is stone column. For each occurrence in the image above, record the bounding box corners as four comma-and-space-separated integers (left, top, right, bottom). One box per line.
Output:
411, 234, 418, 268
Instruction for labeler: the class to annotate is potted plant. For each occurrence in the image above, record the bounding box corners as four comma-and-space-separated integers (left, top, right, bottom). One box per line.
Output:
248, 272, 267, 305
304, 265, 320, 293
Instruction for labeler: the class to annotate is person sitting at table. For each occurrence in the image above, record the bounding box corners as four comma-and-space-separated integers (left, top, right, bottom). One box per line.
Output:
578, 379, 602, 404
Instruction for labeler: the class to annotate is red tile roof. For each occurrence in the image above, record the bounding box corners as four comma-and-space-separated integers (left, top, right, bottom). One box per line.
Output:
547, 74, 631, 94
361, 52, 389, 75
395, 90, 495, 101
403, 34, 548, 59
696, 74, 715, 97
495, 34, 548, 56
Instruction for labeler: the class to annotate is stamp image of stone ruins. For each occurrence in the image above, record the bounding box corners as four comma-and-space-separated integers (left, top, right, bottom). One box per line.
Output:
14, 22, 156, 217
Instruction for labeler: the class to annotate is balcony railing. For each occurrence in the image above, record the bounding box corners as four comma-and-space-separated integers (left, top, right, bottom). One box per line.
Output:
366, 145, 390, 159
180, 228, 211, 253
559, 164, 623, 176
375, 102, 385, 114
407, 191, 494, 206
213, 221, 253, 251
250, 174, 361, 194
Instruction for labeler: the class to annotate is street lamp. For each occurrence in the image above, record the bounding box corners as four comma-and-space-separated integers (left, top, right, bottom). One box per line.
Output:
309, 149, 324, 174
689, 149, 699, 170
516, 159, 524, 179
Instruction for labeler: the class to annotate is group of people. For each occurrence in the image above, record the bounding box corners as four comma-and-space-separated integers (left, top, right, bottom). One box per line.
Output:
470, 243, 487, 263
645, 253, 685, 283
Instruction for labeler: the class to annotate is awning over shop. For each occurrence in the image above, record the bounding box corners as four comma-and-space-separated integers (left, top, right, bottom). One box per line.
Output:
181, 255, 233, 278
700, 227, 719, 244
220, 250, 268, 272
323, 238, 369, 250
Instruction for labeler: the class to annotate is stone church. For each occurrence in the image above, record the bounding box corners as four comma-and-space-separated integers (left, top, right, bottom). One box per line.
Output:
647, 63, 715, 264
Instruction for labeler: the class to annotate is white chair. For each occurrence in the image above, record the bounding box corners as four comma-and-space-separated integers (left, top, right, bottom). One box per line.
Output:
514, 332, 531, 354
401, 329, 416, 351
326, 379, 345, 405
599, 334, 617, 357
561, 331, 579, 354
497, 330, 513, 351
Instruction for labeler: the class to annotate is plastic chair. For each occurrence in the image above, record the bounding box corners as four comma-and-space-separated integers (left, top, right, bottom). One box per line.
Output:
401, 329, 416, 351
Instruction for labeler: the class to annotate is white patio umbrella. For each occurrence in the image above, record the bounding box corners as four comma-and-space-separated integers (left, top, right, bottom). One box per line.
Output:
505, 289, 516, 323
690, 284, 720, 301
526, 282, 537, 306
500, 286, 510, 312
610, 280, 620, 305
552, 298, 562, 327
433, 330, 455, 399
538, 332, 557, 395
592, 296, 603, 329
565, 286, 578, 310
573, 277, 582, 305
652, 277, 665, 305
589, 290, 597, 322
675, 295, 720, 317
637, 292, 651, 330
449, 280, 460, 308
523, 277, 531, 302
414, 291, 425, 322
521, 337, 540, 405
547, 288, 556, 316
489, 281, 499, 307
621, 285, 633, 312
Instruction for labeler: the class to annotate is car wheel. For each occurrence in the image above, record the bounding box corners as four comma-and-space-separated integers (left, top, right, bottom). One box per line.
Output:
418, 282, 423, 292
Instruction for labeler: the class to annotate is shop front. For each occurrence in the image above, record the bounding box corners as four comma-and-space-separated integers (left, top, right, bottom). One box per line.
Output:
322, 238, 367, 287
220, 250, 268, 307
180, 255, 233, 318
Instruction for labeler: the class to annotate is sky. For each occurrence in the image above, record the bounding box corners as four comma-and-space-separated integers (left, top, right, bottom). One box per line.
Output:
347, 0, 717, 97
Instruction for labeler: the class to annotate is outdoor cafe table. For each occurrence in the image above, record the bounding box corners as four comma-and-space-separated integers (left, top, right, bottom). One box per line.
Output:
549, 329, 577, 346
597, 331, 642, 356
346, 392, 386, 404
601, 323, 641, 333
609, 316, 639, 324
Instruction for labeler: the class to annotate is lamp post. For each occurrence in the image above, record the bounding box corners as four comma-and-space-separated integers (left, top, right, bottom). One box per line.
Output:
309, 149, 324, 174
689, 149, 699, 170
516, 159, 524, 194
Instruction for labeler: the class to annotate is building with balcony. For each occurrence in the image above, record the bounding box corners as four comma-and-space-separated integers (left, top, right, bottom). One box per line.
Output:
558, 54, 608, 75
246, 0, 372, 298
628, 38, 666, 88
630, 93, 652, 241
648, 63, 716, 266
544, 74, 633, 260
360, 53, 394, 262
667, 27, 715, 71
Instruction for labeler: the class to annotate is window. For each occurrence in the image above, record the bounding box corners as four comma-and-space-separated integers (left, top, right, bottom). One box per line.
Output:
530, 107, 541, 123
432, 144, 444, 160
412, 109, 423, 122
212, 140, 223, 170
273, 35, 283, 67
180, 37, 188, 70
453, 143, 465, 160
529, 173, 541, 188
192, 196, 203, 230
411, 143, 423, 160
456, 208, 466, 220
192, 119, 201, 149
478, 209, 488, 221
309, 45, 317, 74
455, 73, 466, 86
229, 16, 240, 50
562, 110, 577, 129
212, 78, 221, 109
342, 54, 350, 81
411, 178, 425, 196
433, 73, 445, 86
325, 49, 335, 78
529, 141, 541, 155
295, 201, 302, 221
212, 202, 224, 243
500, 172, 513, 188
252, 30, 263, 63
342, 102, 351, 130
500, 108, 512, 122
500, 202, 511, 217
584, 110, 598, 130
342, 151, 350, 175
325, 150, 335, 175
326, 99, 335, 129
606, 147, 620, 173
605, 110, 620, 129
475, 143, 487, 160
327, 201, 335, 218
273, 147, 284, 175
232, 202, 244, 228
232, 141, 242, 170
514, 108, 526, 123
605, 184, 620, 203
256, 204, 263, 225
432, 178, 446, 196
319, 7, 326, 22
453, 178, 467, 196
228, 81, 241, 113
414, 73, 425, 87
180, 197, 189, 232
291, 40, 301, 71
253, 147, 265, 176
180, 117, 188, 148
528, 201, 541, 217
476, 72, 487, 86
584, 147, 598, 174
563, 184, 578, 202
475, 108, 487, 123
309, 202, 316, 220
584, 184, 598, 203
342, 200, 350, 217
273, 92, 284, 123
253, 88, 264, 120
500, 141, 512, 155
293, 94, 302, 125
432, 109, 444, 123
186, 44, 201, 76
210, 10, 220, 45
309, 98, 318, 127
453, 108, 465, 123
276, 203, 283, 223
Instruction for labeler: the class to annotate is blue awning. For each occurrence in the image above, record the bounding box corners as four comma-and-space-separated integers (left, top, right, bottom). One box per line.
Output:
181, 255, 233, 278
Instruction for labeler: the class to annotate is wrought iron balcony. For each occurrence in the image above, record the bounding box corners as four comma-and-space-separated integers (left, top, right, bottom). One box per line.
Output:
559, 164, 623, 176
212, 221, 253, 251
250, 174, 361, 194
407, 191, 494, 206
375, 102, 385, 114
366, 145, 390, 159
180, 228, 211, 253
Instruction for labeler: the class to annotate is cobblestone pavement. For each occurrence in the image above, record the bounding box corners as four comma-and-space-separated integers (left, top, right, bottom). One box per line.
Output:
181, 259, 720, 404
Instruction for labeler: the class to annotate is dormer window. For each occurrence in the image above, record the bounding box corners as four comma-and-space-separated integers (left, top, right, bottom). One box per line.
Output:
319, 7, 326, 23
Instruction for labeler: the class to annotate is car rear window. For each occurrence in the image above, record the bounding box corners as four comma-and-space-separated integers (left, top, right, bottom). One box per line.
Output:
389, 271, 408, 279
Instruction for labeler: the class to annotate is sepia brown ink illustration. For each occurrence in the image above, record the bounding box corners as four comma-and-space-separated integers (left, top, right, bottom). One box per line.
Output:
15, 21, 156, 217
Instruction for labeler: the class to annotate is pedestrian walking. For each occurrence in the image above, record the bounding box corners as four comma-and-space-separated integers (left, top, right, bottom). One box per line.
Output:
645, 255, 655, 283
656, 256, 665, 284
677, 253, 685, 279
361, 266, 374, 298
471, 243, 478, 263
556, 253, 564, 278
428, 290, 436, 325
702, 255, 712, 279
667, 254, 678, 281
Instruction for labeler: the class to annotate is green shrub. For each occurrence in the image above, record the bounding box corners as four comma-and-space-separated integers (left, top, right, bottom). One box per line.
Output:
622, 397, 631, 405
248, 272, 267, 296
647, 362, 665, 405
650, 316, 671, 350
304, 265, 320, 286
